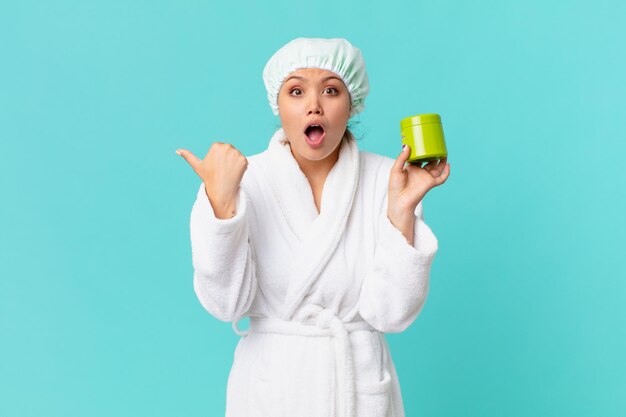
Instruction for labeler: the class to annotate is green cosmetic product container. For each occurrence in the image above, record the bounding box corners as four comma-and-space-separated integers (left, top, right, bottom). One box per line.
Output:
400, 113, 448, 164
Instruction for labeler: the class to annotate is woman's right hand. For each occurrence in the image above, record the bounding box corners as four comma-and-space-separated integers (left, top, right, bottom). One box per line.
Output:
176, 143, 248, 219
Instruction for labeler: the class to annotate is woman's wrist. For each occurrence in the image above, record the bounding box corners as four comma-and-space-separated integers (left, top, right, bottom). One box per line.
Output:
205, 186, 238, 219
386, 208, 415, 246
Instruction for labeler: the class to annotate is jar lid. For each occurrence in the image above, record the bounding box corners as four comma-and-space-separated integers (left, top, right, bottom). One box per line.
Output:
400, 113, 441, 129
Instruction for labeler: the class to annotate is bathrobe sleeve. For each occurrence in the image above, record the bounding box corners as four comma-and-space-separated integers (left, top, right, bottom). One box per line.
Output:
189, 183, 257, 323
358, 164, 439, 333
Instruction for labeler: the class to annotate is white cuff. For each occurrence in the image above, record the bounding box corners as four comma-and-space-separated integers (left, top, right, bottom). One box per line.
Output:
379, 212, 438, 266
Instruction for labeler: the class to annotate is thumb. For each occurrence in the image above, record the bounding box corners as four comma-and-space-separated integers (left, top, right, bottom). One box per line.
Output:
175, 148, 202, 174
391, 144, 410, 173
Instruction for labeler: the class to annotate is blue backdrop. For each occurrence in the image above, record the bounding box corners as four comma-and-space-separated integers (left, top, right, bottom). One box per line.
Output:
1, 1, 624, 416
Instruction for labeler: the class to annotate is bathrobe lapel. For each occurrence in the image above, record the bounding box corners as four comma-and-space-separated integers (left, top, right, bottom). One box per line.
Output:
261, 128, 360, 321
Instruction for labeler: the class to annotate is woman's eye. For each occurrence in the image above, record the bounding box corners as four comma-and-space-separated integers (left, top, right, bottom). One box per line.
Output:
289, 87, 337, 96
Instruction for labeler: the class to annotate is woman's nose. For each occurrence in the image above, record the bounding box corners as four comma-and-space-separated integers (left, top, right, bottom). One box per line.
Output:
307, 98, 323, 114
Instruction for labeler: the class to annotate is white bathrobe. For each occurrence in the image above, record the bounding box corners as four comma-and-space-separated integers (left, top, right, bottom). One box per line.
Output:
189, 128, 438, 417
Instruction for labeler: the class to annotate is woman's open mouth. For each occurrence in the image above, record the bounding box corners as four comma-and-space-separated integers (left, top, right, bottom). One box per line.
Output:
304, 125, 325, 148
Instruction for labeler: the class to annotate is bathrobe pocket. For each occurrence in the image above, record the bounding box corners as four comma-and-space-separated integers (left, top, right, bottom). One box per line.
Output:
247, 335, 283, 416
352, 330, 393, 417
354, 368, 392, 417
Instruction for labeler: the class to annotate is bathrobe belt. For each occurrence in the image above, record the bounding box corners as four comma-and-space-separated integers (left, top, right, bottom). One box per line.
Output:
233, 304, 377, 417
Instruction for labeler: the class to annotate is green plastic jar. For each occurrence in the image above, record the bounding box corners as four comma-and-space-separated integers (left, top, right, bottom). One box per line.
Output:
400, 113, 448, 164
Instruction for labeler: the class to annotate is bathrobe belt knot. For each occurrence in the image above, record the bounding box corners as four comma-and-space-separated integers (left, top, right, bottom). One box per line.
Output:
237, 304, 376, 417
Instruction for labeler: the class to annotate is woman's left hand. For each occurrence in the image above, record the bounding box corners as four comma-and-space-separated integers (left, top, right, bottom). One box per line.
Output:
388, 144, 450, 218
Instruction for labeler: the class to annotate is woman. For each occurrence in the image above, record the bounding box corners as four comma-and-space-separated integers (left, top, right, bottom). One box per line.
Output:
176, 38, 450, 417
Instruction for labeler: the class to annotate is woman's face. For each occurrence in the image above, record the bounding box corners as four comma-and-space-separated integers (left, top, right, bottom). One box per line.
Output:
277, 68, 351, 165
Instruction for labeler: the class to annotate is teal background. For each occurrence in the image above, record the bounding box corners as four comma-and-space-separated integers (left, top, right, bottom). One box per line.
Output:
1, 0, 624, 416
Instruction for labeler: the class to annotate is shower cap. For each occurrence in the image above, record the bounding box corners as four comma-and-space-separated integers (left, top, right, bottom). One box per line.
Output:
262, 37, 370, 117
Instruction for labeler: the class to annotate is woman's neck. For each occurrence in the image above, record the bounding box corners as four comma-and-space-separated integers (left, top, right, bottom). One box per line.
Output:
290, 140, 342, 214
291, 140, 341, 184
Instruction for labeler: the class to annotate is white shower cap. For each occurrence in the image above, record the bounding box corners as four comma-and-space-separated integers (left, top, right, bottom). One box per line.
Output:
262, 37, 370, 118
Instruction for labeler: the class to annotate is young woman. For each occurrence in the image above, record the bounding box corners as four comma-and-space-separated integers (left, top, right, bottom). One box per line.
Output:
176, 37, 450, 417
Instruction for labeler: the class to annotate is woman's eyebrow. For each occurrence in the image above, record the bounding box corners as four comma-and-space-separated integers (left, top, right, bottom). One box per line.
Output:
284, 75, 342, 83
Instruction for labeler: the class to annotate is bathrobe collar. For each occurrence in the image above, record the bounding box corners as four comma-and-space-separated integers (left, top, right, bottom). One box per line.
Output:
262, 128, 360, 320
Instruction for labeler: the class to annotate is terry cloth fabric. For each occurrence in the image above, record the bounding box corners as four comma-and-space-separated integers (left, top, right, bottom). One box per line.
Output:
189, 127, 439, 416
